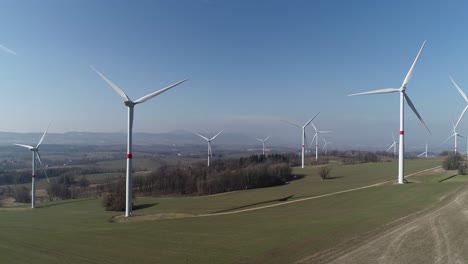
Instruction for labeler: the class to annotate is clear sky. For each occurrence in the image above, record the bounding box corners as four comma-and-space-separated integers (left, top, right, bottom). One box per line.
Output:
1, 0, 468, 150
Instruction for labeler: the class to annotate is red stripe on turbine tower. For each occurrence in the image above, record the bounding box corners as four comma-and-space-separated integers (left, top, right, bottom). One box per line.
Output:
32, 175, 35, 178
127, 153, 132, 159
302, 145, 305, 148
400, 131, 404, 135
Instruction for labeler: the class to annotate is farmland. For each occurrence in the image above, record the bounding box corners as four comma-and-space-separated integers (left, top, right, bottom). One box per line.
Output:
0, 157, 464, 263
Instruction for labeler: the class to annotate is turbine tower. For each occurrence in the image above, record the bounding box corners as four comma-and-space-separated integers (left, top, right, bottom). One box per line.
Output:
417, 143, 428, 158
310, 121, 333, 160
349, 41, 430, 184
14, 123, 51, 209
283, 112, 320, 168
443, 123, 464, 153
256, 136, 270, 155
91, 66, 187, 217
386, 132, 398, 156
450, 76, 468, 129
195, 130, 223, 166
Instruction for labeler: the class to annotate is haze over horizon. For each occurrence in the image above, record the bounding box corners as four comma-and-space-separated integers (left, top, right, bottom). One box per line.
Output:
1, 0, 468, 151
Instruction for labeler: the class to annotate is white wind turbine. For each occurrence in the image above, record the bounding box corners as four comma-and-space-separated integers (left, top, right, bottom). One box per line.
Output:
195, 130, 223, 166
443, 123, 464, 153
450, 76, 468, 129
386, 132, 398, 156
310, 121, 333, 160
417, 143, 428, 158
321, 137, 332, 155
256, 136, 270, 155
283, 112, 320, 168
14, 123, 51, 209
349, 41, 430, 184
91, 66, 187, 217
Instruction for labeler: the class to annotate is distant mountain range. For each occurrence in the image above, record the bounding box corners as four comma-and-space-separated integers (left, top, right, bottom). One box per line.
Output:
0, 130, 291, 148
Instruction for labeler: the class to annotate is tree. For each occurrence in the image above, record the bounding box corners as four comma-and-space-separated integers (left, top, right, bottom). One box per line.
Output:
102, 177, 132, 211
442, 153, 463, 170
319, 166, 332, 180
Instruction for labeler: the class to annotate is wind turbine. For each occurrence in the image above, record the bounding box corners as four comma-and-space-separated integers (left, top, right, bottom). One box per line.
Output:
349, 41, 430, 184
321, 137, 332, 155
282, 112, 320, 168
386, 132, 398, 156
256, 136, 270, 155
14, 123, 51, 209
417, 143, 428, 158
195, 130, 223, 166
450, 76, 468, 129
443, 122, 464, 153
91, 66, 187, 217
310, 121, 333, 160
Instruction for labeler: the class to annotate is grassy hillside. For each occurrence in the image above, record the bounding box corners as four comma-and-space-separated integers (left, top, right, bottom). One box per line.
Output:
0, 158, 462, 264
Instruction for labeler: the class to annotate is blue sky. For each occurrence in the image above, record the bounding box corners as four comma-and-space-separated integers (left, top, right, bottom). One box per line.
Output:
1, 0, 468, 150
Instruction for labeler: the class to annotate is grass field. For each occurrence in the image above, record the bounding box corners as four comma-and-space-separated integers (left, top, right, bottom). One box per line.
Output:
0, 158, 463, 264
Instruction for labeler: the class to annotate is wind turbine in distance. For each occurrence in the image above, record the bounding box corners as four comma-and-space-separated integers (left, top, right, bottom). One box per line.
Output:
195, 130, 223, 167
282, 112, 320, 168
443, 123, 464, 154
450, 76, 468, 129
417, 143, 428, 158
14, 123, 51, 209
310, 121, 333, 160
322, 137, 332, 155
349, 41, 430, 184
386, 132, 398, 156
256, 136, 270, 155
91, 66, 187, 217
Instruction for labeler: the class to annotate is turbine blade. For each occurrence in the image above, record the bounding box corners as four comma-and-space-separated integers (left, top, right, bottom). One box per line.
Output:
14, 144, 34, 150
281, 120, 301, 128
401, 41, 426, 88
90, 65, 130, 102
349, 88, 400, 96
35, 151, 49, 183
386, 143, 395, 152
310, 121, 318, 132
210, 130, 224, 141
404, 93, 431, 134
264, 136, 270, 142
455, 105, 468, 129
304, 112, 320, 128
392, 132, 395, 142
417, 152, 425, 157
318, 130, 334, 133
443, 134, 456, 144
134, 79, 188, 104
256, 138, 263, 142
309, 133, 317, 148
458, 133, 465, 138
37, 122, 52, 148
450, 76, 468, 102
194, 132, 209, 141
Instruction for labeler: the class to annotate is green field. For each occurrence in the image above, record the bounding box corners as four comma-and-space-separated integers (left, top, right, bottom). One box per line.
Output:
0, 158, 463, 264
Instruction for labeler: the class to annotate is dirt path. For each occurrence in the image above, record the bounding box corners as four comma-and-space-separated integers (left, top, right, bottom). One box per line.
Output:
298, 184, 468, 264
115, 166, 441, 223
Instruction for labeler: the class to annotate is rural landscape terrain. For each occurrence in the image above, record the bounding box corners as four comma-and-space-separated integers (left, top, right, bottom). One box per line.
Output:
1, 138, 467, 263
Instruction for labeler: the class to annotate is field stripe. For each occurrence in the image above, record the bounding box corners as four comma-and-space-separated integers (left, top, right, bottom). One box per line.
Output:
199, 166, 441, 217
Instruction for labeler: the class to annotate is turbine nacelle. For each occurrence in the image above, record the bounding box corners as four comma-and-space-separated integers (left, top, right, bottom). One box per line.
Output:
124, 101, 136, 107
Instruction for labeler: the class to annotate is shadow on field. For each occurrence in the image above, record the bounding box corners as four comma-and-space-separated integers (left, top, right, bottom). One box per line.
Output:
325, 176, 343, 180
439, 174, 459, 183
133, 203, 158, 210
211, 195, 295, 214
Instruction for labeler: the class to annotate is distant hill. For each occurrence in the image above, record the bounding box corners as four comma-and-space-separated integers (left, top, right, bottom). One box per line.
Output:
0, 130, 292, 149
